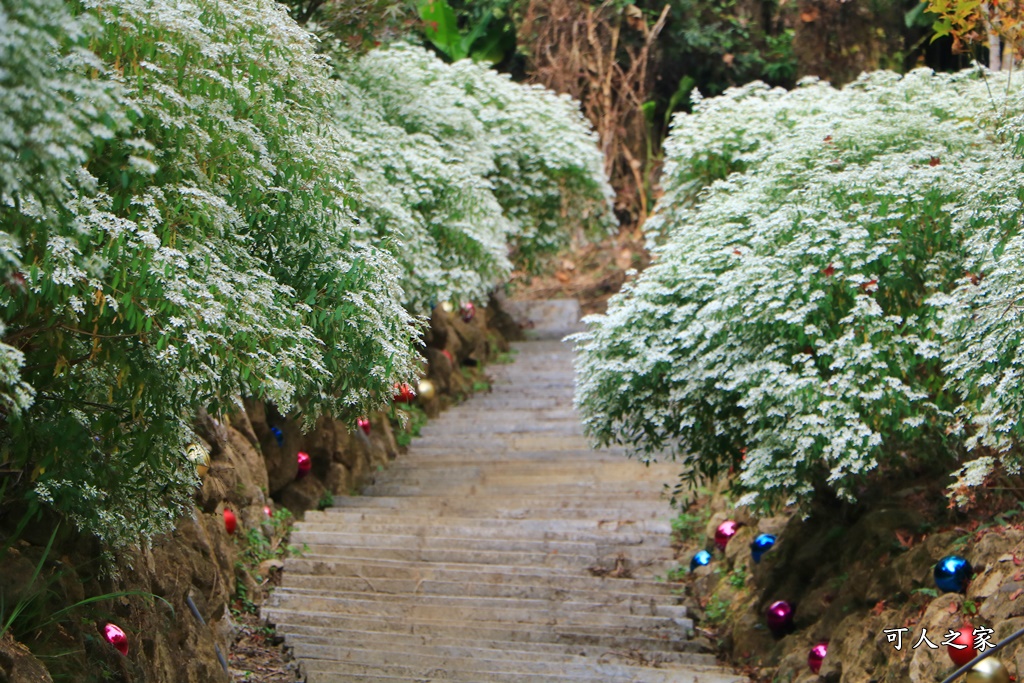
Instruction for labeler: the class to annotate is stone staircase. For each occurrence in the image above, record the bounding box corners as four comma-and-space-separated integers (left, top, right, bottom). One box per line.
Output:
263, 309, 746, 682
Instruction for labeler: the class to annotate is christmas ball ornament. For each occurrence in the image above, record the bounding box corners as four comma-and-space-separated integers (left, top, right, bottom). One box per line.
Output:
417, 379, 437, 400
393, 382, 415, 403
966, 657, 1011, 683
808, 642, 828, 674
460, 302, 476, 322
947, 626, 978, 667
357, 417, 371, 436
765, 600, 794, 637
263, 505, 272, 518
690, 550, 712, 571
223, 509, 237, 535
751, 533, 776, 563
185, 443, 210, 479
441, 301, 454, 313
103, 623, 129, 656
296, 451, 311, 479
714, 520, 740, 550
935, 555, 973, 594
270, 425, 284, 447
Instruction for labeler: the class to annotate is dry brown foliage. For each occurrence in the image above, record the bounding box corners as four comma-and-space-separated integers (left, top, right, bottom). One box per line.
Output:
516, 0, 669, 229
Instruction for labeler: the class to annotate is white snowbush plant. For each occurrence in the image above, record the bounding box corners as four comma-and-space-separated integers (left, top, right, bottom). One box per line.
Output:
348, 44, 617, 273
574, 68, 1024, 509
1, 0, 420, 548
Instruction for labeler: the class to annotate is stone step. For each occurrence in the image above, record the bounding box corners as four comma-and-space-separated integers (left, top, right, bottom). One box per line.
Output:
290, 530, 670, 554
279, 574, 679, 603
287, 629, 714, 664
278, 621, 702, 657
296, 545, 675, 569
263, 608, 691, 640
282, 557, 675, 586
292, 644, 724, 682
268, 589, 689, 623
310, 508, 671, 529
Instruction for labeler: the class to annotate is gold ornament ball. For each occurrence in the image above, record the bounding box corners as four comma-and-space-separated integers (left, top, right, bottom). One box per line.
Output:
417, 379, 437, 400
967, 658, 1011, 683
186, 443, 211, 479
440, 301, 454, 313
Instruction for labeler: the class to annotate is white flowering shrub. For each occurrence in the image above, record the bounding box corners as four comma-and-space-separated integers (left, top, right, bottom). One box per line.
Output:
333, 77, 513, 314
348, 44, 617, 273
1, 0, 420, 548
574, 68, 1024, 510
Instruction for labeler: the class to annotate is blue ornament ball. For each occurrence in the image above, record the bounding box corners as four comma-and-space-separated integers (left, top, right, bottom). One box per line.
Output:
690, 550, 712, 572
270, 425, 284, 447
934, 555, 973, 594
751, 534, 777, 563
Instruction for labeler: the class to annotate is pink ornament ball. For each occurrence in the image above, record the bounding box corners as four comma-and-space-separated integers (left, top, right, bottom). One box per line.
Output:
296, 451, 311, 479
263, 505, 272, 518
766, 600, 794, 637
357, 417, 371, 436
714, 520, 740, 550
461, 302, 475, 322
103, 622, 129, 655
808, 641, 828, 674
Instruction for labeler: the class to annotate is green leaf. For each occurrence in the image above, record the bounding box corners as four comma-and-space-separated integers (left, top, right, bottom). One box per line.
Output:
418, 0, 464, 60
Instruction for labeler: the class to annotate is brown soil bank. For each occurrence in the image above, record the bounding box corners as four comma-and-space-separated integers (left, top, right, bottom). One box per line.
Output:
0, 297, 514, 683
677, 471, 1024, 683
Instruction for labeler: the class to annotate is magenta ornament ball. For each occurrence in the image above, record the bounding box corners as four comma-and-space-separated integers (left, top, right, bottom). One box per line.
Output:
766, 600, 794, 636
808, 641, 828, 674
103, 623, 129, 655
714, 520, 740, 550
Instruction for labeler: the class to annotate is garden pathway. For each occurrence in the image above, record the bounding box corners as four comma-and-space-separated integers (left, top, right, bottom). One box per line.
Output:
262, 303, 746, 682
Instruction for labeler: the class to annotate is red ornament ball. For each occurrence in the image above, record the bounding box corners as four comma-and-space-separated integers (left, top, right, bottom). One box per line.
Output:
296, 451, 311, 479
103, 623, 129, 655
948, 626, 978, 668
808, 641, 828, 674
223, 509, 237, 535
393, 382, 416, 403
714, 520, 740, 550
263, 505, 272, 517
357, 417, 371, 436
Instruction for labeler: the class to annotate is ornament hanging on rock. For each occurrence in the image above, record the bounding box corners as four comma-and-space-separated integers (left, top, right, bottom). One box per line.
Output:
966, 657, 1011, 683
103, 623, 129, 656
186, 443, 210, 479
460, 302, 475, 322
263, 505, 272, 518
935, 555, 973, 594
270, 426, 284, 447
417, 379, 437, 400
393, 382, 415, 403
690, 550, 712, 571
808, 642, 828, 674
357, 417, 371, 436
296, 451, 311, 479
441, 301, 454, 313
751, 533, 776, 563
714, 520, 740, 550
947, 626, 978, 667
766, 600, 794, 637
223, 509, 237, 535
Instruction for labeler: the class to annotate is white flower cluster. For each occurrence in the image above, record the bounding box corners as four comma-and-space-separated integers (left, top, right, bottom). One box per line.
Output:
0, 0, 608, 549
574, 67, 1024, 509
